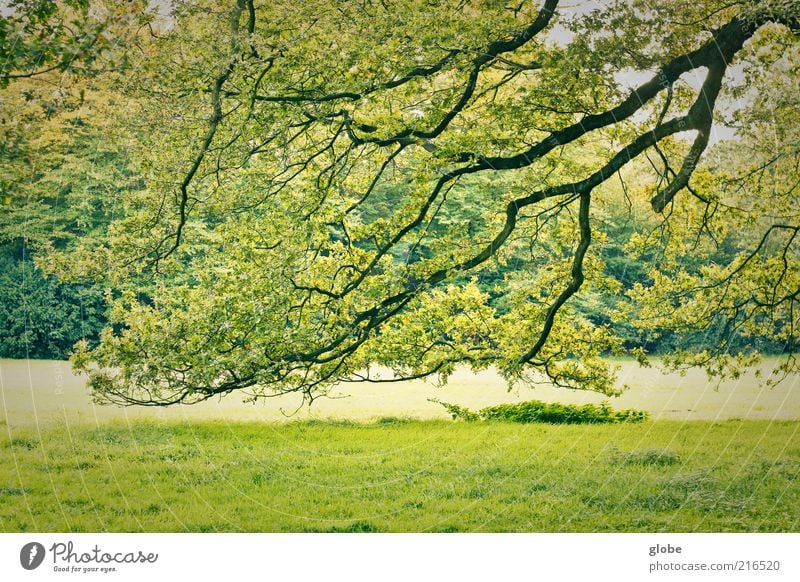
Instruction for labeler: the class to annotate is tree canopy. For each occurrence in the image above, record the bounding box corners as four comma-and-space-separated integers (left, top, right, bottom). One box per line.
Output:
3, 0, 800, 405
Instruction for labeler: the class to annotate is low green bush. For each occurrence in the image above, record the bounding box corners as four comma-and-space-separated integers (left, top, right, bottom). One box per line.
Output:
428, 399, 480, 422
431, 398, 648, 424
612, 448, 681, 466
374, 416, 415, 425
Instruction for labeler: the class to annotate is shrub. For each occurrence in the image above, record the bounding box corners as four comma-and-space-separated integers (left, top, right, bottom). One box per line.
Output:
374, 416, 415, 425
428, 398, 480, 421
431, 399, 648, 424
613, 448, 681, 466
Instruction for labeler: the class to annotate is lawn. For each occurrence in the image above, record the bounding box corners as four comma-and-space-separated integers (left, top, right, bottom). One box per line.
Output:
1, 419, 798, 532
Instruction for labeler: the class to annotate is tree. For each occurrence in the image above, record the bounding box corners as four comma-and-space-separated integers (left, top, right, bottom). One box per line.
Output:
0, 0, 151, 357
0, 252, 107, 359
45, 0, 800, 405
0, 0, 150, 86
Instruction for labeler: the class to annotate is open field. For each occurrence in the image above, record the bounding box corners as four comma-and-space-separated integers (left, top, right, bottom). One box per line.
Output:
2, 359, 799, 532
1, 419, 799, 532
2, 358, 800, 427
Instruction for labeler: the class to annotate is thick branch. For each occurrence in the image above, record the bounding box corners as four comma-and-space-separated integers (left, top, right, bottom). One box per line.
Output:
152, 0, 249, 263
520, 189, 591, 363
467, 15, 753, 174
650, 54, 728, 212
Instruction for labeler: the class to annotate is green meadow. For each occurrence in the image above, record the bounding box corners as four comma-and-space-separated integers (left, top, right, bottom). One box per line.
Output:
2, 419, 798, 532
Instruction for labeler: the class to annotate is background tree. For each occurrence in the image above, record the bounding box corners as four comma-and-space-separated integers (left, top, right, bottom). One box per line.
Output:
0, 0, 151, 358
15, 0, 797, 405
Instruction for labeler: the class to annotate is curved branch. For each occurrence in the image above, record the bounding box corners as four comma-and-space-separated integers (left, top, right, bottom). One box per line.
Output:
650, 54, 728, 212
345, 0, 559, 147
466, 14, 753, 174
152, 0, 250, 263
292, 112, 696, 366
520, 189, 591, 363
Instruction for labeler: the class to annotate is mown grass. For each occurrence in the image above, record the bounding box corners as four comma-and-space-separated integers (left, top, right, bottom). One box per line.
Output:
1, 419, 798, 532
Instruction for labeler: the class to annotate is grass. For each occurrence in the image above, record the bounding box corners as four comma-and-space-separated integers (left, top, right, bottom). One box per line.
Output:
1, 419, 798, 532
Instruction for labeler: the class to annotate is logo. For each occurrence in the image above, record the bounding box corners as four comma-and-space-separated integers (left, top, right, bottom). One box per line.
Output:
20, 542, 46, 570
